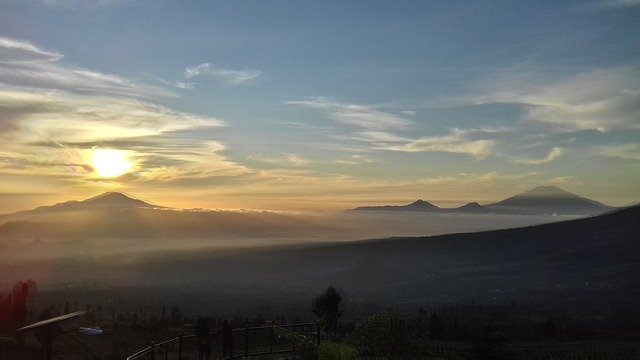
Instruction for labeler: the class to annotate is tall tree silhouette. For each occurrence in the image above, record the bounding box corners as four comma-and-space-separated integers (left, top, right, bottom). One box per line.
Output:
11, 281, 30, 329
313, 285, 343, 337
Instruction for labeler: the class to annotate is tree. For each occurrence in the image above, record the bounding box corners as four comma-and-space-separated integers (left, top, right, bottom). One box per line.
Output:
313, 286, 343, 337
11, 281, 29, 325
429, 313, 446, 340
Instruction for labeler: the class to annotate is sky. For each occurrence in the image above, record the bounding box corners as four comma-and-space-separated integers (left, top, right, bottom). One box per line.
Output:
0, 0, 638, 213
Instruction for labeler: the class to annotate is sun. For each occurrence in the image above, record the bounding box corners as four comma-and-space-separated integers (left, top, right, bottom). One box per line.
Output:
91, 149, 133, 178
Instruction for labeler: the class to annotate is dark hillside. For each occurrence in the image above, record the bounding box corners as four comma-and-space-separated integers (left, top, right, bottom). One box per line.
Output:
10, 206, 635, 308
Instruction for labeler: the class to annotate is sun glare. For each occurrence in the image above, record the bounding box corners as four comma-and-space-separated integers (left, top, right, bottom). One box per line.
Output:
91, 149, 133, 178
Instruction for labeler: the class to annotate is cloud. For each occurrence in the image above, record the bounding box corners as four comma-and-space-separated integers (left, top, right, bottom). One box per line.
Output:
332, 155, 375, 165
0, 90, 221, 141
0, 36, 171, 99
39, 0, 132, 8
586, 0, 640, 10
285, 98, 412, 130
549, 176, 578, 185
174, 81, 195, 90
356, 131, 408, 143
136, 141, 251, 182
286, 98, 497, 158
473, 68, 640, 133
0, 37, 62, 62
600, 143, 640, 161
250, 153, 310, 167
383, 129, 496, 158
0, 36, 248, 186
184, 62, 261, 85
512, 147, 564, 165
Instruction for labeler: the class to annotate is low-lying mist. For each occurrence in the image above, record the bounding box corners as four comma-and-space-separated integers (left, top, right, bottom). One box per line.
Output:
0, 207, 577, 263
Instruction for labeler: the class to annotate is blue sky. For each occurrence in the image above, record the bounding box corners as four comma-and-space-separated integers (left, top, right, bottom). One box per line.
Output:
0, 0, 638, 211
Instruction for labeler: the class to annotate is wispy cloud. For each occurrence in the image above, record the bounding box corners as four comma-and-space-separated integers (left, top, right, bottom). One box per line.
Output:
0, 37, 62, 62
286, 98, 497, 158
183, 62, 261, 85
250, 153, 310, 167
385, 131, 495, 158
586, 0, 640, 10
0, 36, 248, 187
600, 143, 640, 161
0, 90, 221, 141
174, 81, 195, 90
136, 141, 251, 182
39, 0, 132, 8
332, 155, 375, 165
549, 176, 579, 185
511, 147, 565, 164
285, 98, 412, 130
0, 36, 171, 99
356, 131, 408, 143
473, 68, 640, 133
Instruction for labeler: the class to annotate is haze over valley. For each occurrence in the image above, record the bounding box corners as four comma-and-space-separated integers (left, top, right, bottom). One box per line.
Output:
0, 186, 632, 308
0, 186, 607, 263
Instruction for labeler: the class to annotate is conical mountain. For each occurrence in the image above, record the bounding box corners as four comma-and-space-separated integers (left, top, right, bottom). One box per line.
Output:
353, 199, 440, 212
487, 186, 612, 215
405, 199, 440, 211
0, 192, 157, 222
80, 192, 155, 208
451, 202, 490, 214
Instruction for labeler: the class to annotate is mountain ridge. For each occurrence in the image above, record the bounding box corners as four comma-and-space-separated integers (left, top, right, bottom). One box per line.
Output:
353, 199, 441, 212
0, 192, 158, 220
353, 186, 614, 215
485, 185, 612, 215
80, 191, 156, 208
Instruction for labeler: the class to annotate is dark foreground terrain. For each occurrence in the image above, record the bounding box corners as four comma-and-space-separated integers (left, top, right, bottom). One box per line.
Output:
1, 206, 638, 358
6, 205, 638, 308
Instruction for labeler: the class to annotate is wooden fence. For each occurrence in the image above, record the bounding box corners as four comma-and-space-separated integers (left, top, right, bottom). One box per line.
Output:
126, 322, 320, 360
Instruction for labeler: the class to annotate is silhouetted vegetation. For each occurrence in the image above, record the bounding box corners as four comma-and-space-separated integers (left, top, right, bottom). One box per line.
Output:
313, 285, 343, 338
0, 280, 36, 333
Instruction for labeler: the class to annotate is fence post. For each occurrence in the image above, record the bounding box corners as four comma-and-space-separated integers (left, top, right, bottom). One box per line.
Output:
177, 334, 183, 360
292, 325, 296, 353
317, 322, 321, 343
150, 341, 155, 360
244, 324, 249, 358
270, 326, 274, 353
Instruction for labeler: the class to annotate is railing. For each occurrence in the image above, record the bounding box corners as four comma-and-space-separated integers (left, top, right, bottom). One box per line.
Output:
126, 322, 320, 360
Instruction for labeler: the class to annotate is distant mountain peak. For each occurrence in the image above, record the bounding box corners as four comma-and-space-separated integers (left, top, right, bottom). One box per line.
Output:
519, 186, 577, 198
84, 191, 136, 202
353, 199, 440, 212
81, 192, 154, 207
451, 202, 490, 214
462, 202, 482, 207
407, 199, 439, 208
352, 185, 613, 216
488, 186, 611, 215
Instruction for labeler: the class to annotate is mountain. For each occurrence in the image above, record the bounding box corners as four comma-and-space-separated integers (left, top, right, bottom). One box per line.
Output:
0, 192, 156, 221
450, 202, 491, 214
79, 191, 158, 208
227, 204, 640, 298
353, 199, 441, 212
0, 192, 357, 248
313, 204, 640, 298
352, 186, 614, 215
486, 186, 613, 215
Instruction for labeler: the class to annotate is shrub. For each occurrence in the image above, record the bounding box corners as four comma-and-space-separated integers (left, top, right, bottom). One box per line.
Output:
318, 341, 358, 360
